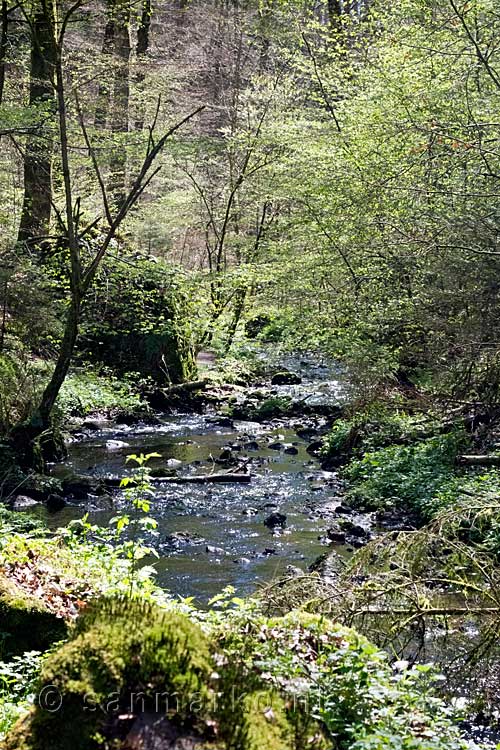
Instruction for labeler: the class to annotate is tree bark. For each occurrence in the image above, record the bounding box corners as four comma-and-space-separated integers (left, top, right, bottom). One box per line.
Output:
94, 18, 115, 128
0, 0, 9, 105
17, 1, 56, 248
108, 1, 130, 206
134, 0, 151, 130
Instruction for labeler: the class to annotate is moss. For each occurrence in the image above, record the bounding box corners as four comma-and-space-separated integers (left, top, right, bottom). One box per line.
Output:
0, 574, 67, 659
6, 596, 213, 750
238, 690, 293, 750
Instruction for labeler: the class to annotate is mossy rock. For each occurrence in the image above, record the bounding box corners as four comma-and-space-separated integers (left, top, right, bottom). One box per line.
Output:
238, 690, 293, 750
6, 596, 213, 750
6, 598, 327, 750
0, 574, 67, 659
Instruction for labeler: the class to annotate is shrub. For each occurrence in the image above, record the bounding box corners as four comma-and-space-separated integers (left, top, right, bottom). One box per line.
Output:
56, 369, 146, 419
79, 256, 195, 383
344, 432, 466, 517
321, 407, 438, 467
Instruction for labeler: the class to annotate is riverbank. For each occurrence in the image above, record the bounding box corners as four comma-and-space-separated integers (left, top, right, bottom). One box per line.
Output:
0, 506, 471, 750
3, 354, 500, 746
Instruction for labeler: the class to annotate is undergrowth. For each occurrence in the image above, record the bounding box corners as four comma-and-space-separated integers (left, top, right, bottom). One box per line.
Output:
56, 368, 147, 419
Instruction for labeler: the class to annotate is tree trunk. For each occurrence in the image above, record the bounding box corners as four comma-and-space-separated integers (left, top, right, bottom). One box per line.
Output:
38, 295, 81, 425
17, 2, 56, 248
458, 455, 500, 467
0, 0, 9, 105
224, 287, 246, 352
134, 0, 151, 130
108, 1, 131, 206
94, 18, 115, 128
95, 0, 131, 205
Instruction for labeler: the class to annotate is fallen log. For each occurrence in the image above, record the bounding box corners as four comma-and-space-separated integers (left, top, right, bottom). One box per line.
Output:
458, 454, 500, 466
104, 472, 251, 487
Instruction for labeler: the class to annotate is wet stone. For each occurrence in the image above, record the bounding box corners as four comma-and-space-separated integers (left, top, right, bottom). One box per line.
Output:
166, 532, 205, 548
271, 371, 302, 385
243, 440, 260, 450
335, 504, 354, 515
306, 440, 323, 455
46, 494, 66, 513
338, 519, 370, 538
106, 440, 130, 451
205, 545, 226, 555
11, 495, 40, 510
268, 441, 283, 451
264, 511, 287, 529
326, 526, 347, 544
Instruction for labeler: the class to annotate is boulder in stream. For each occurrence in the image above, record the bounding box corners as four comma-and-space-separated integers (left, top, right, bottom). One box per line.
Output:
268, 441, 283, 451
326, 525, 347, 544
46, 494, 67, 513
10, 495, 40, 511
271, 371, 302, 385
205, 545, 226, 556
264, 511, 287, 529
306, 440, 324, 455
105, 439, 130, 451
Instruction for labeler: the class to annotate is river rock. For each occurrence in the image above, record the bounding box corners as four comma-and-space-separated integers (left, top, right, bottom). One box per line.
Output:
242, 507, 258, 516
46, 494, 66, 513
264, 511, 287, 529
335, 503, 354, 515
105, 440, 130, 451
207, 416, 234, 428
376, 509, 418, 531
123, 712, 204, 750
338, 519, 370, 538
114, 412, 144, 426
11, 495, 40, 510
62, 475, 105, 499
166, 531, 205, 548
218, 448, 233, 461
166, 458, 182, 468
205, 545, 226, 555
271, 371, 302, 385
284, 445, 299, 455
243, 440, 260, 451
268, 441, 283, 451
326, 526, 346, 544
81, 420, 101, 431
306, 440, 323, 455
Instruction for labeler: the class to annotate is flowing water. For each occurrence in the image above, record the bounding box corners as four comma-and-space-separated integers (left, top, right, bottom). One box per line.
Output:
43, 356, 351, 601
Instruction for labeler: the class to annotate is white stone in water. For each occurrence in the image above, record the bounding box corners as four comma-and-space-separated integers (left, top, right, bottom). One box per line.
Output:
166, 458, 182, 468
105, 440, 130, 450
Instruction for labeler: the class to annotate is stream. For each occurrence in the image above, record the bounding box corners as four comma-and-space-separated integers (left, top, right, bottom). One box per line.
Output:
22, 356, 500, 744
42, 355, 355, 601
